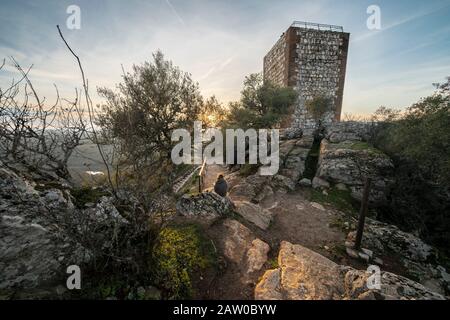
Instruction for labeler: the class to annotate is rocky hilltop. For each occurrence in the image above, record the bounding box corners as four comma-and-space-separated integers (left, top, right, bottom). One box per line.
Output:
1, 122, 448, 300
178, 122, 449, 299
0, 161, 125, 298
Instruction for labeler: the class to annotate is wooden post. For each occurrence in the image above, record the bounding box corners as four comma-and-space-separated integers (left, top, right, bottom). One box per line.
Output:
354, 177, 371, 250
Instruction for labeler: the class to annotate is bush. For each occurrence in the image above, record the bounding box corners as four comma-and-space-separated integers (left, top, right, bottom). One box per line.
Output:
371, 78, 450, 255
310, 187, 358, 215
71, 186, 109, 208
305, 95, 332, 123
151, 225, 216, 299
225, 73, 297, 129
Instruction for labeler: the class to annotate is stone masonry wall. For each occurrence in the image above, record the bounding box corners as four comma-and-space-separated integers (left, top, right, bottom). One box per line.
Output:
264, 25, 349, 134
263, 34, 287, 87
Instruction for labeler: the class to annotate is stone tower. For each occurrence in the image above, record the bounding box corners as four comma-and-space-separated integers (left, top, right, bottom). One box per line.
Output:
263, 21, 350, 133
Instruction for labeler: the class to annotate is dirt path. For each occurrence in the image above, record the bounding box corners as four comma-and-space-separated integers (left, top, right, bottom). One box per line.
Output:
258, 191, 356, 266
202, 164, 227, 191
192, 166, 370, 300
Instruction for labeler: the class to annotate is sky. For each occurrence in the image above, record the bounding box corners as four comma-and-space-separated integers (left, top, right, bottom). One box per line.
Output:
1, 0, 450, 116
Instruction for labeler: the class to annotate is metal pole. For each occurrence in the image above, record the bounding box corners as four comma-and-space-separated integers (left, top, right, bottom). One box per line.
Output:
354, 177, 371, 250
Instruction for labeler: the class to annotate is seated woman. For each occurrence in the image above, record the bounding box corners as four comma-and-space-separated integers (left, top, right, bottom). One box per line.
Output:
214, 174, 228, 197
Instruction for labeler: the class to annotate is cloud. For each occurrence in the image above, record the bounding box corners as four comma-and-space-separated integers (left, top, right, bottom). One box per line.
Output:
164, 0, 186, 26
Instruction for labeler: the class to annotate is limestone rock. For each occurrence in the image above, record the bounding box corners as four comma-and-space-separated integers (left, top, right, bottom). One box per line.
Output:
256, 241, 346, 300
284, 127, 303, 140
229, 174, 271, 203
299, 178, 312, 187
315, 139, 394, 203
271, 175, 295, 192
176, 192, 233, 224
347, 219, 449, 295
255, 241, 445, 300
221, 219, 255, 264
255, 269, 283, 300
246, 239, 270, 274
310, 202, 325, 211
0, 165, 89, 291
344, 269, 445, 300
325, 122, 376, 143
234, 201, 274, 230
279, 137, 313, 183
312, 177, 330, 189
220, 219, 269, 277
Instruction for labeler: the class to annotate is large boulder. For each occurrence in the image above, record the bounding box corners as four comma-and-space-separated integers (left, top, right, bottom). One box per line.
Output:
282, 127, 303, 140
344, 269, 445, 300
347, 219, 450, 295
315, 139, 394, 203
228, 174, 272, 203
176, 192, 233, 224
0, 166, 89, 293
325, 122, 376, 143
234, 201, 274, 230
255, 241, 444, 300
256, 241, 347, 300
219, 219, 270, 280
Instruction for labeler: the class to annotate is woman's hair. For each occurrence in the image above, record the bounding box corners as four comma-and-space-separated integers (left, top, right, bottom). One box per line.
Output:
217, 174, 224, 179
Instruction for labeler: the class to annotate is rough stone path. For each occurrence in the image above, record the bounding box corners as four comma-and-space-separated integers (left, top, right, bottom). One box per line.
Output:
202, 164, 227, 191
254, 191, 361, 269
196, 167, 360, 300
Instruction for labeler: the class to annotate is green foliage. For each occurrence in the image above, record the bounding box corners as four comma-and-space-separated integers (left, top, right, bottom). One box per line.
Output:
348, 141, 383, 155
305, 95, 332, 122
151, 225, 216, 299
267, 258, 279, 269
372, 77, 450, 255
310, 187, 358, 215
239, 163, 260, 177
373, 82, 450, 186
97, 51, 203, 189
225, 73, 298, 129
71, 186, 109, 208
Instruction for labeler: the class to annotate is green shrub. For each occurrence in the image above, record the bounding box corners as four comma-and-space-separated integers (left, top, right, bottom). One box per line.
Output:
371, 78, 450, 256
225, 73, 298, 129
71, 186, 109, 208
310, 187, 358, 215
151, 225, 216, 299
305, 95, 332, 122
239, 163, 260, 177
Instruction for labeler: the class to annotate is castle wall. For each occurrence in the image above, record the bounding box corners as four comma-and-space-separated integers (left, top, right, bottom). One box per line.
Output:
263, 24, 349, 134
263, 34, 288, 87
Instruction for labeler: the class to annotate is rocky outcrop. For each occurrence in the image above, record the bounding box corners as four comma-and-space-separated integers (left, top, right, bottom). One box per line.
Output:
278, 137, 314, 184
256, 241, 347, 300
176, 192, 233, 224
219, 219, 270, 281
234, 201, 274, 230
0, 165, 89, 292
347, 219, 450, 295
228, 174, 272, 203
228, 137, 315, 203
255, 241, 444, 300
325, 121, 376, 143
344, 269, 445, 300
315, 139, 394, 203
